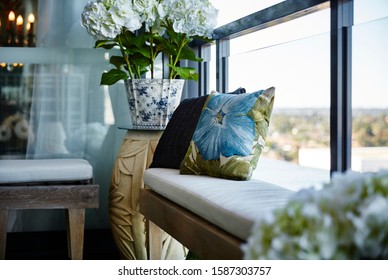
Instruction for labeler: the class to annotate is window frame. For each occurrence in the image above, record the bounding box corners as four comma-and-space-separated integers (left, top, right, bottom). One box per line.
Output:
194, 0, 354, 175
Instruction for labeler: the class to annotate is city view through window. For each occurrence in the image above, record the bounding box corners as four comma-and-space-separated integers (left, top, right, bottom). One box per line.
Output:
210, 0, 388, 174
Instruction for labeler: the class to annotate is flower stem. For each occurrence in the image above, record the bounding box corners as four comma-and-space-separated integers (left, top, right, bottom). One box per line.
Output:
169, 34, 188, 79
149, 31, 154, 79
118, 34, 134, 79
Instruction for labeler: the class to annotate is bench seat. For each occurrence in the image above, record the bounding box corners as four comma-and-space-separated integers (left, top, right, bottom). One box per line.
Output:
0, 159, 99, 260
0, 159, 93, 184
141, 168, 293, 259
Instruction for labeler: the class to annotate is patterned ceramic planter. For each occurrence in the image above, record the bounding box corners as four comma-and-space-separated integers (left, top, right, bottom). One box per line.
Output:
125, 79, 184, 130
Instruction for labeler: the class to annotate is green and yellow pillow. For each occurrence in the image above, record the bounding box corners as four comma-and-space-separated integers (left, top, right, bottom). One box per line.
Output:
180, 87, 275, 180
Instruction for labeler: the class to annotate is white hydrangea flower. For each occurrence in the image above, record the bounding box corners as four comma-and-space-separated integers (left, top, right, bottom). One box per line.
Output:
243, 170, 388, 260
82, 0, 218, 40
301, 202, 320, 218
163, 0, 218, 38
81, 0, 143, 39
132, 0, 166, 34
109, 0, 142, 33
81, 1, 112, 39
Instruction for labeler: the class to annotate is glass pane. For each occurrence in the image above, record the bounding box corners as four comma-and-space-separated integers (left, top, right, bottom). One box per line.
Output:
209, 1, 290, 92
225, 12, 331, 190
210, 0, 285, 27
0, 0, 126, 232
352, 7, 388, 172
230, 9, 330, 55
0, 47, 118, 158
354, 0, 388, 25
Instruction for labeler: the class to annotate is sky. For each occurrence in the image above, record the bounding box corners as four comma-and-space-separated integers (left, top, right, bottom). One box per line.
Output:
209, 0, 388, 109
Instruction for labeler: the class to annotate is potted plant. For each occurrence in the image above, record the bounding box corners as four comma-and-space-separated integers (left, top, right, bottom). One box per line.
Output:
81, 0, 218, 129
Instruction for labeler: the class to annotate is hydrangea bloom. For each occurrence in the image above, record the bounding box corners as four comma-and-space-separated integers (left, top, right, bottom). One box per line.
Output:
109, 0, 142, 32
162, 0, 218, 38
81, 0, 142, 39
82, 0, 218, 39
132, 0, 166, 33
193, 92, 259, 161
81, 1, 114, 39
242, 170, 388, 259
81, 0, 218, 83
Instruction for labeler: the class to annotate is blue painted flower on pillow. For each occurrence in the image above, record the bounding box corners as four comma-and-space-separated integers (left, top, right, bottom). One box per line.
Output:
192, 91, 263, 160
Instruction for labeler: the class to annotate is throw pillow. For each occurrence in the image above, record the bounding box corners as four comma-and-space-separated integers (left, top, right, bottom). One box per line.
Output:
180, 87, 275, 180
150, 88, 247, 169
149, 95, 208, 169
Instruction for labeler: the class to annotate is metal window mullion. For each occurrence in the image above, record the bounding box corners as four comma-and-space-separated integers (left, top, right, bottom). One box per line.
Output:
216, 39, 230, 93
212, 0, 329, 41
330, 0, 353, 175
162, 53, 169, 79
198, 45, 211, 96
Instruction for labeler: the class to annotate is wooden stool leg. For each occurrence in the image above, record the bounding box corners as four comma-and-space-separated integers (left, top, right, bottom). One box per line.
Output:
0, 209, 8, 260
67, 208, 85, 260
148, 220, 163, 260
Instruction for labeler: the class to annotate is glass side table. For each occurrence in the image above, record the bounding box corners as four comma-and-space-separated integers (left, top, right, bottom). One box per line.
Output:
109, 129, 186, 260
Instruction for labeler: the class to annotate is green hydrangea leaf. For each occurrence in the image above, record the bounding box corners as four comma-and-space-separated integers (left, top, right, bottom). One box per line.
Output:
100, 69, 128, 86
95, 40, 116, 49
168, 65, 198, 81
109, 56, 125, 69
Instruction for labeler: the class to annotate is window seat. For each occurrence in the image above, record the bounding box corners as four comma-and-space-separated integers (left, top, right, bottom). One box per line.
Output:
253, 158, 330, 192
140, 159, 329, 259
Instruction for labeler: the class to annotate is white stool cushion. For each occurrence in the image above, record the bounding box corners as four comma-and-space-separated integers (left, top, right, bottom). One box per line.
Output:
144, 168, 293, 240
0, 159, 93, 184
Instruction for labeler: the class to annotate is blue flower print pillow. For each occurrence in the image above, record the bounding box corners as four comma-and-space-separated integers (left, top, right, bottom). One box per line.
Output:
180, 87, 275, 180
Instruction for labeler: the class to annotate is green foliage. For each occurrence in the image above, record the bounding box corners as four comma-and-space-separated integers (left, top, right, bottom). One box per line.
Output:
168, 65, 198, 81
95, 27, 209, 85
353, 112, 388, 147
100, 69, 128, 86
264, 109, 387, 164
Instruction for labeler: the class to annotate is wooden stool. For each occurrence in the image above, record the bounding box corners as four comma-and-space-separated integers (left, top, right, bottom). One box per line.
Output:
0, 159, 99, 260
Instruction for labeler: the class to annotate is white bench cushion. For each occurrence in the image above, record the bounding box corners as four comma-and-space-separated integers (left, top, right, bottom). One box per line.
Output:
144, 168, 293, 240
0, 159, 93, 184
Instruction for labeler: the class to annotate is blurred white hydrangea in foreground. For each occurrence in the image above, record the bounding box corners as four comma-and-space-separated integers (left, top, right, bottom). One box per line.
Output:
243, 170, 388, 260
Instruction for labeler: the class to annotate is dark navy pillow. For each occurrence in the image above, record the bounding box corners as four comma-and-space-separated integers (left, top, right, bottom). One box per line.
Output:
150, 95, 208, 169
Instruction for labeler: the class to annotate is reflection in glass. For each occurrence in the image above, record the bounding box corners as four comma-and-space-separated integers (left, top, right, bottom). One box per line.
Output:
0, 0, 37, 47
0, 63, 33, 158
0, 0, 126, 232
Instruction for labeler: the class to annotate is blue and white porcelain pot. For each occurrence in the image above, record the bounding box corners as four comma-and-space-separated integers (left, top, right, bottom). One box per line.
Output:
125, 79, 184, 130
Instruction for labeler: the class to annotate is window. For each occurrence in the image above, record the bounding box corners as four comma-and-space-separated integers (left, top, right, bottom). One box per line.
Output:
207, 2, 331, 190
351, 0, 388, 172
